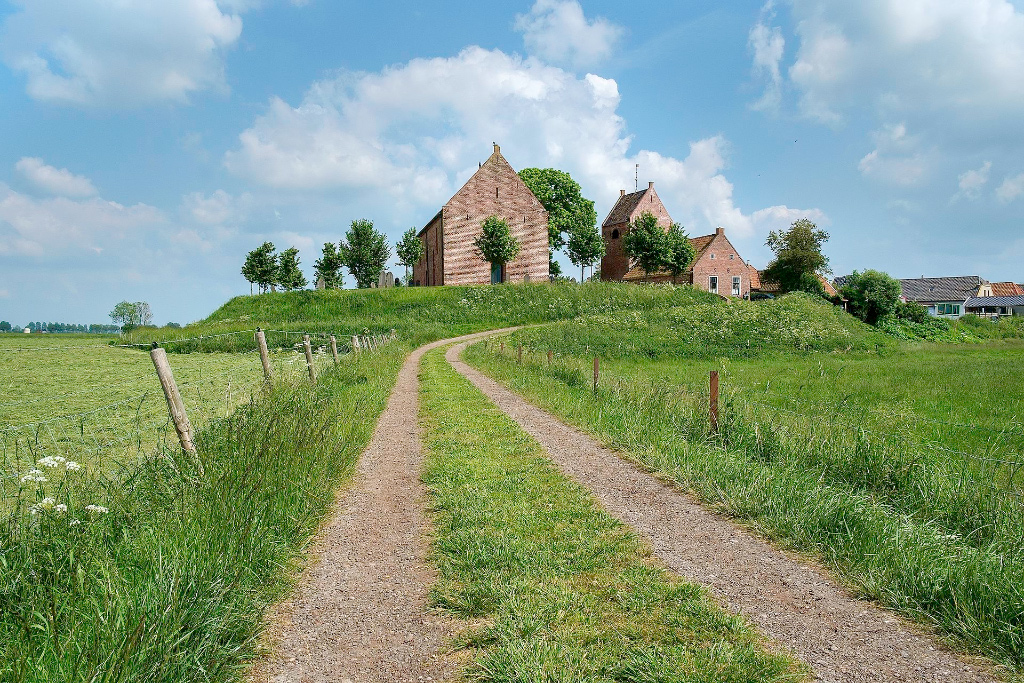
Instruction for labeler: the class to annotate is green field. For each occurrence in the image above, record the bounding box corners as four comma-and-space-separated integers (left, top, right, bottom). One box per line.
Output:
465, 297, 1024, 672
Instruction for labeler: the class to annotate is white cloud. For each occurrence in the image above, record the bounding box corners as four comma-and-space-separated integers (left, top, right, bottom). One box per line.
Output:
0, 183, 164, 258
15, 157, 97, 198
953, 161, 992, 201
181, 189, 252, 225
996, 172, 1024, 203
749, 2, 786, 111
785, 0, 1024, 126
0, 0, 244, 106
857, 123, 931, 186
514, 0, 623, 69
226, 46, 824, 243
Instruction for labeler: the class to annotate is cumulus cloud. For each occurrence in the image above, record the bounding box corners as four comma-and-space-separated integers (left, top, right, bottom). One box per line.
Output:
0, 0, 245, 106
514, 0, 622, 69
952, 161, 992, 201
786, 0, 1024, 126
15, 157, 98, 198
996, 172, 1024, 203
181, 189, 252, 225
748, 2, 786, 112
857, 123, 931, 186
226, 46, 822, 242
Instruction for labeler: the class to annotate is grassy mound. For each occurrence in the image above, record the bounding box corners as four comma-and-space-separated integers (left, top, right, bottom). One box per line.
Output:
126, 283, 721, 351
505, 292, 885, 359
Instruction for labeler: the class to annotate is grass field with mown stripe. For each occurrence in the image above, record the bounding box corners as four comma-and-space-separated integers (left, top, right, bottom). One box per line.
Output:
465, 337, 1024, 675
419, 348, 803, 682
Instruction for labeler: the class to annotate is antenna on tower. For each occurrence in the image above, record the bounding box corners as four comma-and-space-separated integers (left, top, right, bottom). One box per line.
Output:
635, 164, 639, 191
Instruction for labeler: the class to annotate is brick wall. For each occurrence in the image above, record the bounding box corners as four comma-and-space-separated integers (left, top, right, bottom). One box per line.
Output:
601, 185, 673, 281
438, 147, 548, 285
690, 230, 750, 298
412, 211, 443, 286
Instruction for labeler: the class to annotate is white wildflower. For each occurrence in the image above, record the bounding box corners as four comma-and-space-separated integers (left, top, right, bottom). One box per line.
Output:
53, 504, 67, 514
84, 505, 109, 514
20, 469, 47, 483
69, 519, 81, 526
65, 461, 82, 472
30, 497, 57, 515
37, 455, 66, 468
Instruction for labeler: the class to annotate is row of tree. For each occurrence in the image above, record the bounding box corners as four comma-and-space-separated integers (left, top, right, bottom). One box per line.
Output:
0, 322, 123, 334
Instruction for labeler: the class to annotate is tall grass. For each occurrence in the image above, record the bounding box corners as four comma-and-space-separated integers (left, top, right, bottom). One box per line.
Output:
465, 342, 1024, 672
419, 349, 802, 682
0, 346, 404, 682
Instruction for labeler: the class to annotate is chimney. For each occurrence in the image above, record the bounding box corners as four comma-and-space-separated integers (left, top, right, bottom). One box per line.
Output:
619, 189, 625, 197
648, 182, 654, 190
716, 227, 725, 235
493, 143, 500, 155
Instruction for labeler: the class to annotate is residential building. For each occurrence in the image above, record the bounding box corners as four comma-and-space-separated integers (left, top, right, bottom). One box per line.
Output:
990, 282, 1024, 297
965, 295, 1024, 318
411, 144, 549, 286
897, 276, 992, 319
599, 183, 750, 297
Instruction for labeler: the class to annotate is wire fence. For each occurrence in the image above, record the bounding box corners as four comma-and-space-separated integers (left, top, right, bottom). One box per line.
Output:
1, 329, 398, 508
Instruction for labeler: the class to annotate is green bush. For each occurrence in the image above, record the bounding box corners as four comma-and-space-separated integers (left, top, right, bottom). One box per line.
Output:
896, 301, 928, 323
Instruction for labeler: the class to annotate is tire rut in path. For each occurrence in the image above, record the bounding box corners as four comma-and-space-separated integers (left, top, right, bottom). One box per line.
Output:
249, 330, 511, 683
446, 341, 1000, 683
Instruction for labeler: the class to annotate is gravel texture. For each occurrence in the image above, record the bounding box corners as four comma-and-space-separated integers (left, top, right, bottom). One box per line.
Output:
248, 331, 511, 683
447, 340, 1001, 683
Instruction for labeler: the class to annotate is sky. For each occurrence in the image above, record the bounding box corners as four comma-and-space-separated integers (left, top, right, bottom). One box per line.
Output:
0, 0, 1022, 326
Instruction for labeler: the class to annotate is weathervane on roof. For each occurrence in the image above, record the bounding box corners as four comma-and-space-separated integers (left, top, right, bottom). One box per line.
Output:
635, 163, 639, 191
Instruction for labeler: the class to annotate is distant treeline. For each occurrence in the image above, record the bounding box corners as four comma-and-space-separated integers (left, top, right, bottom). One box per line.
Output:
0, 321, 123, 334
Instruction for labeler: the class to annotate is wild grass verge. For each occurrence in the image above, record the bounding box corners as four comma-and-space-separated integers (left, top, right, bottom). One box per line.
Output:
464, 343, 1024, 674
0, 346, 404, 682
418, 349, 802, 682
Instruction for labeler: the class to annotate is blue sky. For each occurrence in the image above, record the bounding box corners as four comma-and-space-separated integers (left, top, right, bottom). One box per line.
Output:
1, 0, 1022, 326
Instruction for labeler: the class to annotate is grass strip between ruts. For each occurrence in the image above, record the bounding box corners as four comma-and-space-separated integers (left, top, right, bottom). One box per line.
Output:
418, 348, 803, 682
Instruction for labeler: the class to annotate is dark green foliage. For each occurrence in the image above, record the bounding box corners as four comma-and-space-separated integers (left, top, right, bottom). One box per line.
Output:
622, 211, 668, 281
761, 218, 830, 294
242, 242, 278, 294
395, 227, 424, 284
276, 247, 307, 291
840, 269, 902, 325
473, 216, 520, 273
896, 300, 928, 323
518, 167, 597, 254
565, 217, 604, 281
340, 219, 390, 289
313, 242, 343, 289
108, 301, 152, 333
663, 223, 697, 283
0, 321, 10, 332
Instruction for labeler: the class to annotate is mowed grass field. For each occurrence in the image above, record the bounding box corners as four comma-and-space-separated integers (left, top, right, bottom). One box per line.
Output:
467, 301, 1024, 673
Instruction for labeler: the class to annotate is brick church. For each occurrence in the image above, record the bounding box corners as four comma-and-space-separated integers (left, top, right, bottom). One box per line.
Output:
600, 182, 751, 298
412, 145, 549, 286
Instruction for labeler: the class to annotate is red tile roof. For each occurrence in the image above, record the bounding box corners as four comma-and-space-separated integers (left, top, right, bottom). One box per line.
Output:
991, 282, 1024, 296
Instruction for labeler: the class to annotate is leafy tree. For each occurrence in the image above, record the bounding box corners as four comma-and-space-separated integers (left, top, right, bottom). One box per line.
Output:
110, 301, 138, 333
0, 321, 10, 332
839, 269, 902, 325
136, 302, 153, 327
166, 322, 182, 329
623, 212, 669, 282
474, 216, 520, 283
663, 223, 697, 284
395, 227, 424, 284
313, 242, 343, 289
761, 218, 830, 294
896, 300, 928, 323
519, 168, 597, 272
566, 219, 605, 282
276, 247, 308, 290
243, 242, 278, 293
340, 219, 391, 289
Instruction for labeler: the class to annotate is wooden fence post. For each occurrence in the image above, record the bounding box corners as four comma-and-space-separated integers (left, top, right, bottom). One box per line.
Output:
330, 335, 339, 364
518, 344, 523, 363
255, 328, 272, 384
500, 341, 505, 354
710, 370, 720, 433
547, 349, 553, 366
593, 356, 599, 393
150, 344, 196, 456
352, 335, 360, 354
303, 335, 316, 383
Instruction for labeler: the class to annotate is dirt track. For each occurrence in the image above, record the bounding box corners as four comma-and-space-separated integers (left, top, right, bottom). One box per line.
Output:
446, 339, 999, 683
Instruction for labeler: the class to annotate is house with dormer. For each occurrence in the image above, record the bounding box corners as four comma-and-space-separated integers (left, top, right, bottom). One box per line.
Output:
599, 182, 751, 297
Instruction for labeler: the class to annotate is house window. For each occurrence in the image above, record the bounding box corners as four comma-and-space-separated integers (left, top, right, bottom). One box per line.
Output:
732, 276, 741, 296
710, 253, 716, 259
709, 276, 718, 294
937, 303, 961, 315
611, 229, 620, 239
729, 254, 734, 260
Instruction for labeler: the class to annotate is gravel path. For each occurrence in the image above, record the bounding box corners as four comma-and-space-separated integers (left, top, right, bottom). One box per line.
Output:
249, 330, 514, 683
447, 341, 1001, 683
